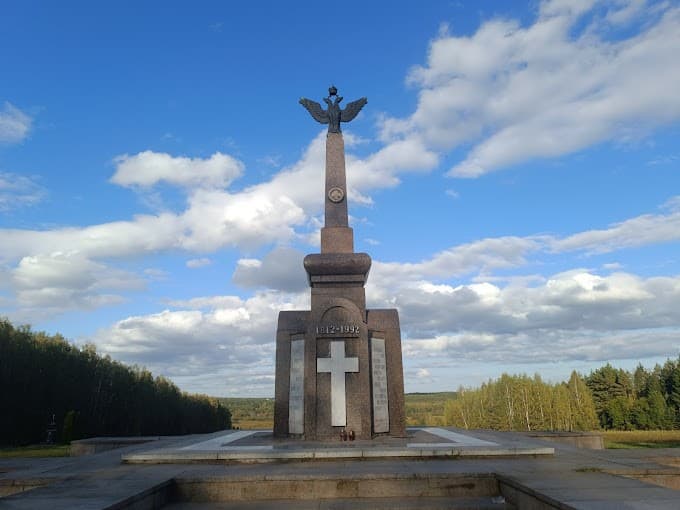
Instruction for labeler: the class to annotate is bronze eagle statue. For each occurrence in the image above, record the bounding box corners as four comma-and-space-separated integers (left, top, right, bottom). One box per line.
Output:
299, 86, 367, 133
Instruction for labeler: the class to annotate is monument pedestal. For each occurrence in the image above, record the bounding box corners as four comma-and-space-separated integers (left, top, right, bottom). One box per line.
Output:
273, 261, 406, 440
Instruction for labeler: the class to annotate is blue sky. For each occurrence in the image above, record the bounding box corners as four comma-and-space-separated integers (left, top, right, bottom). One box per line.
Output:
1, 0, 679, 396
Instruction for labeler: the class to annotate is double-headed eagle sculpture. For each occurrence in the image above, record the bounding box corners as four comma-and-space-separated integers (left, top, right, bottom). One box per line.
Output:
299, 86, 367, 133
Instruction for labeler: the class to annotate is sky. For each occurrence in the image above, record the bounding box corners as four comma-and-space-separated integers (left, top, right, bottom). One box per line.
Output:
1, 0, 679, 397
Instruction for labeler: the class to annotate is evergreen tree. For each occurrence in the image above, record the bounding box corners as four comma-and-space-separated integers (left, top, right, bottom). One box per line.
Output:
0, 318, 231, 446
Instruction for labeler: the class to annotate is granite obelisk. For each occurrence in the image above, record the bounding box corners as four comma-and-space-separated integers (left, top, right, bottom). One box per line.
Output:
274, 87, 405, 440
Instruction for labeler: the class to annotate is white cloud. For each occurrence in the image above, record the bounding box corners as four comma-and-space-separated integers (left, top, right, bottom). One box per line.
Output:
404, 328, 680, 366
604, 0, 648, 26
381, 0, 680, 177
0, 172, 46, 211
382, 268, 680, 339
1, 184, 677, 324
347, 137, 439, 192
369, 236, 542, 298
389, 266, 680, 377
232, 246, 307, 292
8, 251, 143, 319
186, 257, 212, 268
0, 212, 185, 263
90, 290, 309, 395
552, 197, 680, 253
180, 188, 306, 251
0, 102, 31, 144
85, 261, 680, 395
416, 368, 431, 379
111, 151, 244, 189
0, 126, 445, 269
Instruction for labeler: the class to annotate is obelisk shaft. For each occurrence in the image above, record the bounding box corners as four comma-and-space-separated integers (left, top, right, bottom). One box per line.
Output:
321, 132, 354, 253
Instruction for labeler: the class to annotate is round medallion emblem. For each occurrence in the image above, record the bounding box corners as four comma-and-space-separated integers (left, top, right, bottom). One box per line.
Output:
328, 187, 345, 203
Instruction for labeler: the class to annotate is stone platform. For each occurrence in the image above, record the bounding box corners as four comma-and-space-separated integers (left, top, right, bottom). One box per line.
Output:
121, 428, 553, 464
2, 429, 680, 509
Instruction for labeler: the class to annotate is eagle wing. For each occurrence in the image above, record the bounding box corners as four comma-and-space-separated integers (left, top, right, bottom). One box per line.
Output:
299, 98, 329, 124
340, 97, 367, 123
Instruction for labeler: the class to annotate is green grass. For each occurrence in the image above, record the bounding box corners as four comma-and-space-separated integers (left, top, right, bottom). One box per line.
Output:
219, 392, 458, 429
606, 440, 680, 449
603, 430, 680, 449
0, 444, 70, 458
405, 392, 457, 427
219, 397, 274, 430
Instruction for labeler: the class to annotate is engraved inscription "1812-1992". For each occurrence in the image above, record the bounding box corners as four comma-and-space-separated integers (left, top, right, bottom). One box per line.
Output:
315, 324, 359, 335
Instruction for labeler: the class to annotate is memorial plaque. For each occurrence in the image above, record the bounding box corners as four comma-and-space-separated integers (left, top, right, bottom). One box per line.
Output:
371, 335, 389, 433
288, 336, 305, 434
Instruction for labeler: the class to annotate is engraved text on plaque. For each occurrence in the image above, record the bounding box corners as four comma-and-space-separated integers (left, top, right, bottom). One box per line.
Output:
288, 336, 305, 434
371, 335, 389, 433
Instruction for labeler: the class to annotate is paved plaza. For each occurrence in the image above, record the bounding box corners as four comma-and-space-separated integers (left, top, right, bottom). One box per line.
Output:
1, 428, 679, 509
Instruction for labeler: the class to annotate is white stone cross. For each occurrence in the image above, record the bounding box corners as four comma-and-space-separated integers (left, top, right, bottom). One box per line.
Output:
316, 340, 359, 426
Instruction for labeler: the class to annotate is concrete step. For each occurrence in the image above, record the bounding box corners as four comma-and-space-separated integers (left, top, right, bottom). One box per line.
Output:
173, 473, 501, 502
164, 496, 515, 509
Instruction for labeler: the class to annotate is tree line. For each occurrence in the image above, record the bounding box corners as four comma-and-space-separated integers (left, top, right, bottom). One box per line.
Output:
586, 360, 680, 430
0, 319, 231, 446
444, 372, 598, 431
445, 357, 680, 431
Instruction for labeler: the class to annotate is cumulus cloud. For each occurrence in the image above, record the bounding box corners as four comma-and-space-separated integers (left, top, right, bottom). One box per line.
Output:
369, 236, 542, 300
0, 172, 46, 211
0, 138, 315, 317
86, 261, 680, 395
347, 137, 439, 192
0, 212, 185, 263
404, 328, 680, 366
232, 246, 307, 292
180, 188, 306, 251
0, 102, 31, 143
388, 268, 680, 369
381, 0, 680, 177
0, 142, 319, 265
382, 269, 680, 338
111, 151, 244, 189
76, 189, 680, 394
552, 197, 680, 253
91, 290, 309, 395
0, 125, 443, 301
9, 251, 143, 319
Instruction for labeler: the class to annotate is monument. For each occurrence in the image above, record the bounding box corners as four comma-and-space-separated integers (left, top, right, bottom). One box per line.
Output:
273, 87, 406, 440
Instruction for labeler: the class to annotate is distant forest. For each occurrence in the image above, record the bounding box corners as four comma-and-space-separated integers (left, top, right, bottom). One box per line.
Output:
0, 319, 231, 446
446, 360, 680, 431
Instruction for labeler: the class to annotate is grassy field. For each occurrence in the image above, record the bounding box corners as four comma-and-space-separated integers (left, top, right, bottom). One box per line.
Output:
220, 397, 274, 429
603, 430, 680, 449
221, 392, 457, 429
0, 444, 70, 458
405, 392, 457, 426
